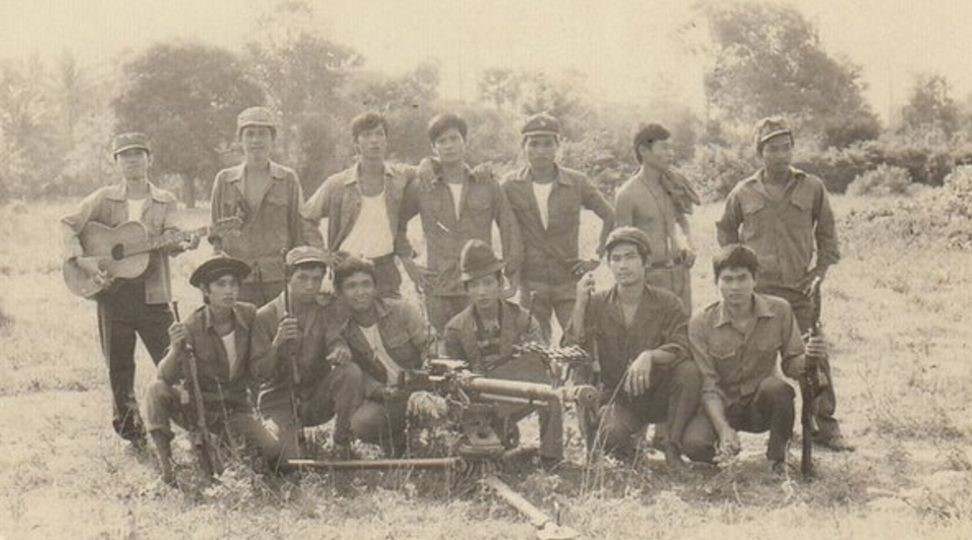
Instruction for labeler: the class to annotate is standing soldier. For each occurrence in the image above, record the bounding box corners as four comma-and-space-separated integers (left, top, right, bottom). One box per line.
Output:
443, 240, 563, 467
716, 117, 853, 452
401, 113, 522, 334
563, 227, 701, 469
302, 112, 422, 298
144, 256, 282, 485
251, 247, 362, 460
502, 113, 614, 340
615, 123, 699, 314
210, 106, 306, 306
61, 132, 197, 448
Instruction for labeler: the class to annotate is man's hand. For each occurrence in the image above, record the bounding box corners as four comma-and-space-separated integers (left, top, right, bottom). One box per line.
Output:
575, 272, 596, 305
172, 232, 200, 256
503, 270, 520, 299
805, 334, 829, 360
717, 428, 741, 458
680, 247, 696, 269
801, 267, 827, 296
74, 256, 111, 287
272, 316, 300, 351
623, 350, 654, 397
471, 162, 494, 183
403, 259, 436, 293
417, 157, 439, 183
571, 259, 600, 277
168, 322, 189, 350
326, 344, 352, 366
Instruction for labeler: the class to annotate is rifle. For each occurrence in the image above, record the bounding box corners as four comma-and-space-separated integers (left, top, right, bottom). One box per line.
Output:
171, 301, 222, 477
282, 277, 306, 450
801, 276, 828, 479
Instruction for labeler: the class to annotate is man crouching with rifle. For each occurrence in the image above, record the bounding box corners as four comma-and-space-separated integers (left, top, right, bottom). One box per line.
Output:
144, 256, 282, 486
681, 244, 828, 477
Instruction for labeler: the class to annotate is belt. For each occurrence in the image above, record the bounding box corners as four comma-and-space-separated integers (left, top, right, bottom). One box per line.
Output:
649, 255, 685, 270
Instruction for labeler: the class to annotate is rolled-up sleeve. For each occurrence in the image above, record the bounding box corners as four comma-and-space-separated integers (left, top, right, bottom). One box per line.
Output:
60, 190, 101, 260
780, 311, 806, 380
813, 185, 840, 269
689, 315, 725, 405
716, 190, 743, 246
300, 177, 330, 248
653, 297, 689, 363
580, 176, 615, 256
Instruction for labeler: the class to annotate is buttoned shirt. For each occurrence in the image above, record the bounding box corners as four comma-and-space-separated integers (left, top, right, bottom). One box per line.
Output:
157, 302, 257, 412
716, 167, 840, 290
251, 292, 347, 395
443, 300, 545, 373
61, 181, 180, 304
563, 284, 689, 396
402, 164, 521, 297
615, 167, 688, 263
343, 298, 428, 385
689, 293, 805, 406
502, 164, 614, 288
211, 160, 305, 284
301, 161, 415, 259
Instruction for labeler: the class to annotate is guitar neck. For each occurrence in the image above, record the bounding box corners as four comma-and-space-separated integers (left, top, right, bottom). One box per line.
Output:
131, 225, 211, 256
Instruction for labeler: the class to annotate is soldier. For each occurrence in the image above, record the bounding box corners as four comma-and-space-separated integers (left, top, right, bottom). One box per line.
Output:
330, 256, 430, 457
251, 247, 362, 460
210, 106, 307, 306
564, 227, 701, 469
302, 112, 420, 298
442, 240, 562, 466
144, 256, 282, 485
716, 117, 853, 452
401, 112, 522, 335
681, 244, 828, 476
614, 123, 699, 314
61, 132, 197, 448
502, 113, 614, 341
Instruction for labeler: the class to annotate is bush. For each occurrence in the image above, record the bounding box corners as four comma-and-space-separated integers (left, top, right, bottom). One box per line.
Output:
676, 144, 755, 202
847, 164, 913, 196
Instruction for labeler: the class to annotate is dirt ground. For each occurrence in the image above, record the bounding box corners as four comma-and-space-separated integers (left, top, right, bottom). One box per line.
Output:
1, 196, 971, 539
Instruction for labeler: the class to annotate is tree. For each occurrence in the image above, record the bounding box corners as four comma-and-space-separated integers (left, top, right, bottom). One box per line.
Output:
695, 1, 880, 148
112, 42, 265, 206
900, 73, 960, 137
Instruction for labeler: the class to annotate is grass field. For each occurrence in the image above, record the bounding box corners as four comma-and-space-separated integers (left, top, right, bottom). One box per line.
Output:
1, 195, 971, 539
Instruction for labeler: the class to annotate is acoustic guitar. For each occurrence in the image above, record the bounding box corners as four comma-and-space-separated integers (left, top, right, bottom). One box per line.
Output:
63, 217, 242, 299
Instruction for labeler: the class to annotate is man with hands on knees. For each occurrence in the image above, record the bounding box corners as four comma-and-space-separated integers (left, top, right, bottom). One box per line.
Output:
681, 244, 827, 476
252, 246, 363, 461
563, 227, 701, 469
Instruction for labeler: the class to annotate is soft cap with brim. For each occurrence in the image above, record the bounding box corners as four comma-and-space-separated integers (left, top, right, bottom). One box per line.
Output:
112, 132, 151, 156
190, 256, 251, 288
605, 226, 652, 258
285, 245, 330, 269
237, 106, 278, 135
459, 239, 505, 282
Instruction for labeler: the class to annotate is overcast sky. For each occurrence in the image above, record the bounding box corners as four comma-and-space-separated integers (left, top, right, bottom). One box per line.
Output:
3, 0, 972, 121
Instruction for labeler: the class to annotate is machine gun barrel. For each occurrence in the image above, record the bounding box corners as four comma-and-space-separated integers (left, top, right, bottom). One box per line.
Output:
460, 376, 598, 408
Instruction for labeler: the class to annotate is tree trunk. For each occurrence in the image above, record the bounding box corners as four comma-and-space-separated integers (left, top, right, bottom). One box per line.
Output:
182, 175, 196, 209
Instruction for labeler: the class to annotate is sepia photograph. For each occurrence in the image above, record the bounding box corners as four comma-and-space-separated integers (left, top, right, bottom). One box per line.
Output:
1, 0, 971, 538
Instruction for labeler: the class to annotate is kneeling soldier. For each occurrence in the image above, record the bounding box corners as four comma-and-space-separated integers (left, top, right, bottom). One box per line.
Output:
443, 240, 563, 466
330, 256, 430, 456
145, 256, 282, 485
252, 247, 362, 460
564, 227, 701, 469
681, 244, 826, 476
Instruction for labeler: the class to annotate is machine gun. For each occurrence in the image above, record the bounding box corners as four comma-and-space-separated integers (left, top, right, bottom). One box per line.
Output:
289, 352, 598, 539
801, 277, 830, 479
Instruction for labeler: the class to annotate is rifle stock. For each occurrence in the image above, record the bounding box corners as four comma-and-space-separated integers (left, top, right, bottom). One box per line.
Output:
282, 275, 306, 450
800, 277, 824, 479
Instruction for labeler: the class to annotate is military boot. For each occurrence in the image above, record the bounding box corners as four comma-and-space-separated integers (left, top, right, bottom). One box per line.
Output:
149, 430, 177, 486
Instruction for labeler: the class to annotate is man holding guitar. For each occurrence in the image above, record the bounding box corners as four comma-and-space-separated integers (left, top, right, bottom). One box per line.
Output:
61, 132, 199, 448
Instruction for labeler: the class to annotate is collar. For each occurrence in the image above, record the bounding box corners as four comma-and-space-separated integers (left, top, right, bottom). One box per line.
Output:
514, 164, 572, 186
431, 162, 475, 184
345, 161, 394, 186
714, 293, 775, 328
105, 180, 172, 203
751, 167, 807, 194
203, 303, 251, 333
224, 160, 289, 183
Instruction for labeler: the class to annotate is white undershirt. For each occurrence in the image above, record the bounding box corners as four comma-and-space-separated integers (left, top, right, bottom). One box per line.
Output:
221, 331, 239, 378
446, 182, 463, 220
341, 192, 395, 259
359, 324, 402, 384
532, 181, 554, 229
126, 197, 146, 221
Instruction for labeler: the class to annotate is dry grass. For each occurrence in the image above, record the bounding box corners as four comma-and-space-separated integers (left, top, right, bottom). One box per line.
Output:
1, 195, 971, 539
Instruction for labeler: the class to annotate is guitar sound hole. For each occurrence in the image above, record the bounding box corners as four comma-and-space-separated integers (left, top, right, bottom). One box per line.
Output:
111, 244, 126, 260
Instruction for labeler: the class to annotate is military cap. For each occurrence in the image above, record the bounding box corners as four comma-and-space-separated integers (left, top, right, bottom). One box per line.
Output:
285, 245, 330, 269
237, 106, 278, 135
460, 239, 505, 283
112, 132, 151, 157
754, 116, 794, 154
521, 113, 561, 138
189, 255, 250, 289
605, 226, 652, 258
